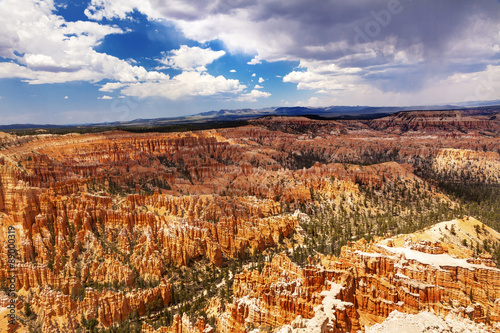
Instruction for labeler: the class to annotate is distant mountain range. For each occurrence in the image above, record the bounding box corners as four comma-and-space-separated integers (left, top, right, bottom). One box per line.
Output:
1, 101, 500, 131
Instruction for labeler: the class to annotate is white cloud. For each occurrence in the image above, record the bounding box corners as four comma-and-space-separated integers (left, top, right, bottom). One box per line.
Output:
230, 69, 236, 73
83, 0, 269, 58
154, 65, 169, 71
282, 59, 363, 94
84, 0, 160, 21
0, 0, 169, 86
258, 77, 264, 83
160, 45, 225, 71
64, 96, 68, 99
24, 54, 59, 70
291, 64, 500, 107
121, 71, 245, 100
85, 0, 132, 20
81, 0, 500, 104
251, 73, 256, 77
247, 56, 261, 65
0, 1, 247, 103
167, 10, 295, 63
0, 62, 35, 80
99, 82, 127, 92
98, 95, 113, 99
236, 89, 271, 102
254, 84, 263, 89
2, 0, 498, 108
283, 69, 355, 91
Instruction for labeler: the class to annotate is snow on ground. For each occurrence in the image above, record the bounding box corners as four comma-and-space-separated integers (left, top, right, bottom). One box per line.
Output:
354, 250, 382, 258
320, 281, 353, 313
378, 245, 497, 271
377, 217, 500, 259
276, 281, 354, 333
236, 295, 261, 313
367, 310, 497, 333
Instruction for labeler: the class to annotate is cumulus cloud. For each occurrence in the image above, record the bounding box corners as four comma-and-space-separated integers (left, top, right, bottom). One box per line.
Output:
3, 0, 500, 108
64, 96, 68, 99
0, 0, 248, 102
258, 77, 264, 83
99, 82, 127, 92
0, 0, 168, 86
84, 0, 154, 21
283, 61, 359, 92
247, 56, 261, 65
254, 84, 263, 89
0, 62, 35, 80
98, 95, 113, 99
160, 45, 226, 71
293, 64, 500, 107
236, 89, 271, 102
95, 46, 245, 100
121, 71, 245, 100
230, 69, 236, 73
83, 0, 500, 102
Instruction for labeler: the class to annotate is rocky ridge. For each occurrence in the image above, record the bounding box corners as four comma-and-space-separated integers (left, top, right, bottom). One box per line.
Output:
210, 217, 500, 332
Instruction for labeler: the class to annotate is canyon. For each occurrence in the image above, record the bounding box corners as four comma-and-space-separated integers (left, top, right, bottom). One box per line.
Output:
0, 110, 499, 332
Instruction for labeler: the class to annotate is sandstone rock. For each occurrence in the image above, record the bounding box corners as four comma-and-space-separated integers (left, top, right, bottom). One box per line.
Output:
215, 221, 500, 332
0, 117, 499, 333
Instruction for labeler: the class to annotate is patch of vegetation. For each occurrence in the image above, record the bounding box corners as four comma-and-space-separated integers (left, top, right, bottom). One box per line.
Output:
291, 177, 458, 263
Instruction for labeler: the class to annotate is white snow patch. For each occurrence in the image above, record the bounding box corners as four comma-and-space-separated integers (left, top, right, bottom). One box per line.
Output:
320, 281, 353, 316
379, 245, 497, 271
276, 281, 353, 333
367, 310, 495, 333
236, 295, 261, 313
395, 273, 410, 280
354, 250, 382, 258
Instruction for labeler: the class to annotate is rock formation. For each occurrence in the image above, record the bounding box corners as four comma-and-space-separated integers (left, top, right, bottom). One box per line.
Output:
0, 114, 499, 331
213, 218, 500, 332
142, 313, 214, 333
30, 279, 172, 331
366, 310, 496, 333
365, 110, 500, 134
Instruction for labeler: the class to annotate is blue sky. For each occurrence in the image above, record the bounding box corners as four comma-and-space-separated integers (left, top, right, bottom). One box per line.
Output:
0, 0, 500, 125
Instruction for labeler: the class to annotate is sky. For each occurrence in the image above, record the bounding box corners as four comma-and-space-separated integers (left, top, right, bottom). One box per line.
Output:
0, 0, 500, 125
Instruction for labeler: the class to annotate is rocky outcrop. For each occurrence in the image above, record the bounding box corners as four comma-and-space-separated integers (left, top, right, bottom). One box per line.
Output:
432, 148, 500, 184
142, 313, 214, 333
366, 110, 500, 134
31, 279, 172, 331
215, 220, 500, 332
366, 310, 498, 333
216, 253, 361, 333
